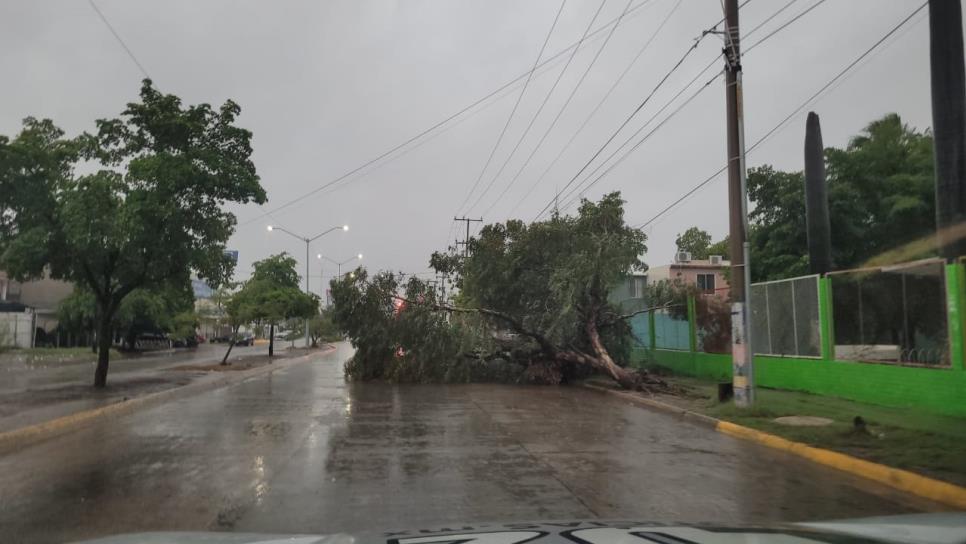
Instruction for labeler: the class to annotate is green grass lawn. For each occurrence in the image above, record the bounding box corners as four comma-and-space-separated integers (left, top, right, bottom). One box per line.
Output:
635, 373, 966, 487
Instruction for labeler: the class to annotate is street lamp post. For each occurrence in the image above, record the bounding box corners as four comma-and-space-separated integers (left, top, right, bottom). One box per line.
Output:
267, 224, 348, 347
318, 253, 363, 279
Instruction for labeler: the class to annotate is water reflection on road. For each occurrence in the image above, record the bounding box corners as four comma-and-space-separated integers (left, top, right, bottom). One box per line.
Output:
0, 342, 946, 543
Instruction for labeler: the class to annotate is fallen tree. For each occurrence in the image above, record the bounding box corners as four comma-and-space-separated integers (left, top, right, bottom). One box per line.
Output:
331, 193, 669, 390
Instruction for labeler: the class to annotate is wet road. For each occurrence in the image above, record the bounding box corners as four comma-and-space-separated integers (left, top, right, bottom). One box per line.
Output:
0, 343, 946, 542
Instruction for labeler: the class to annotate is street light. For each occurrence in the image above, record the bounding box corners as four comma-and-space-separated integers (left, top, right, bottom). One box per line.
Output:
266, 223, 349, 348
318, 253, 363, 278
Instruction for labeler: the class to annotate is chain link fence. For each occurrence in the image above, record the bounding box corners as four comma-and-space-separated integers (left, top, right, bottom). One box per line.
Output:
750, 275, 822, 357
830, 259, 948, 366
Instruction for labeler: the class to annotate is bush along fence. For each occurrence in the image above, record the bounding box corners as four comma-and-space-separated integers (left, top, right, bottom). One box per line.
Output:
629, 258, 966, 417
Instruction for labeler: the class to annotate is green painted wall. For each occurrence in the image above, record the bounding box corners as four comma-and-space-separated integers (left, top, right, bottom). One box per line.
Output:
633, 348, 966, 417
623, 263, 966, 417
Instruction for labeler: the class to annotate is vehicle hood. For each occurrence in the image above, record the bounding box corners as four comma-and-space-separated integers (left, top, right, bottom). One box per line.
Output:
74, 515, 966, 544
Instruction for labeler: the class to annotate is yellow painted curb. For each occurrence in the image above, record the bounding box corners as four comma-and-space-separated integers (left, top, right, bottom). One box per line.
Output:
717, 420, 966, 509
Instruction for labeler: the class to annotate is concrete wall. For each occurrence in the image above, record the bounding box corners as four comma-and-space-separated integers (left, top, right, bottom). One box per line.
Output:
0, 311, 35, 348
633, 347, 966, 417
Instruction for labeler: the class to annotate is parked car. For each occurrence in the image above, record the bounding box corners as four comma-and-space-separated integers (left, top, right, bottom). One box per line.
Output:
234, 334, 254, 347
171, 335, 199, 348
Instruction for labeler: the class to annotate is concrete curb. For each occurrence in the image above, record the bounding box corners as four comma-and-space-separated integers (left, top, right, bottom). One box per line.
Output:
583, 383, 966, 509
0, 345, 337, 456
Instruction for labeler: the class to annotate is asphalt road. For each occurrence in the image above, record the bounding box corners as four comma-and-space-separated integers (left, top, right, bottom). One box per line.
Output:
0, 343, 947, 543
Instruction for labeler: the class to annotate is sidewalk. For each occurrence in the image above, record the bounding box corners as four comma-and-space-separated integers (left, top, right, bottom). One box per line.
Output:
588, 372, 966, 488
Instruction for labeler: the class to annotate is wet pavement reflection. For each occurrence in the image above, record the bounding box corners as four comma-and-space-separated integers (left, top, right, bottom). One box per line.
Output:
0, 342, 947, 543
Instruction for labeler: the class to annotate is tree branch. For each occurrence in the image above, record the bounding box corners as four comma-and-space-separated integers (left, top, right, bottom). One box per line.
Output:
398, 297, 559, 356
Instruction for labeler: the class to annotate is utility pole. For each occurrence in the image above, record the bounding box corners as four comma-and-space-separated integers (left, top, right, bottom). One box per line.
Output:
723, 0, 754, 406
453, 216, 483, 258
804, 112, 833, 274
929, 0, 966, 259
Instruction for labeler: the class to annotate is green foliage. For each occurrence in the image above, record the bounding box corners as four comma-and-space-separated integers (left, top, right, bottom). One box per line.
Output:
308, 309, 342, 345
748, 113, 934, 281
58, 282, 196, 348
226, 254, 319, 351
331, 269, 501, 383
675, 227, 712, 260
57, 289, 98, 336
0, 80, 265, 385
462, 193, 646, 360
333, 193, 650, 385
707, 236, 730, 260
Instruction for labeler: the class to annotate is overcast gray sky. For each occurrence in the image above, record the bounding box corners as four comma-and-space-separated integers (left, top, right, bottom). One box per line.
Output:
0, 0, 948, 293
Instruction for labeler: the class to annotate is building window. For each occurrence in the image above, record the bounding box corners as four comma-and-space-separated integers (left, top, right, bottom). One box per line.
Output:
697, 273, 715, 293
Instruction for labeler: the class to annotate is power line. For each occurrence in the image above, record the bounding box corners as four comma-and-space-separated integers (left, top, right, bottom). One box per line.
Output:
507, 0, 683, 219
453, 0, 568, 216
237, 0, 659, 227
558, 69, 724, 213
743, 0, 828, 55
529, 30, 712, 222
480, 0, 638, 219
744, 0, 800, 38
465, 0, 610, 216
547, 58, 722, 215
532, 0, 758, 222
546, 0, 830, 219
637, 1, 928, 229
88, 0, 152, 82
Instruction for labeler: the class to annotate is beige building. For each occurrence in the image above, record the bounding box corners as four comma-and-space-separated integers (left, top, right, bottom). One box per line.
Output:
647, 252, 731, 299
0, 271, 74, 333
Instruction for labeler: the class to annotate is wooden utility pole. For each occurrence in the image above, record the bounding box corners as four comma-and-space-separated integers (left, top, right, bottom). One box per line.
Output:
453, 216, 483, 258
930, 0, 966, 259
723, 0, 754, 406
804, 111, 833, 274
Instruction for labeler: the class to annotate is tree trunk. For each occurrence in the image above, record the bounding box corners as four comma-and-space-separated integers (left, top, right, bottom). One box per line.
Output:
94, 312, 113, 388
268, 323, 275, 358
585, 319, 639, 389
221, 324, 240, 365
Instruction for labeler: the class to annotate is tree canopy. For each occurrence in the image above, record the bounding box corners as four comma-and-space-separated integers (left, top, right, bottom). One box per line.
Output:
748, 113, 934, 281
224, 253, 318, 359
674, 227, 728, 260
332, 192, 667, 390
0, 80, 265, 386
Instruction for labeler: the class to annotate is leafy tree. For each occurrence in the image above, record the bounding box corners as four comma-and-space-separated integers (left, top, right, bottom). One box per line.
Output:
222, 253, 318, 361
57, 289, 98, 352
707, 236, 730, 259
309, 309, 342, 346
0, 80, 265, 386
58, 282, 196, 350
675, 227, 712, 260
113, 283, 195, 349
748, 113, 934, 281
334, 193, 670, 390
